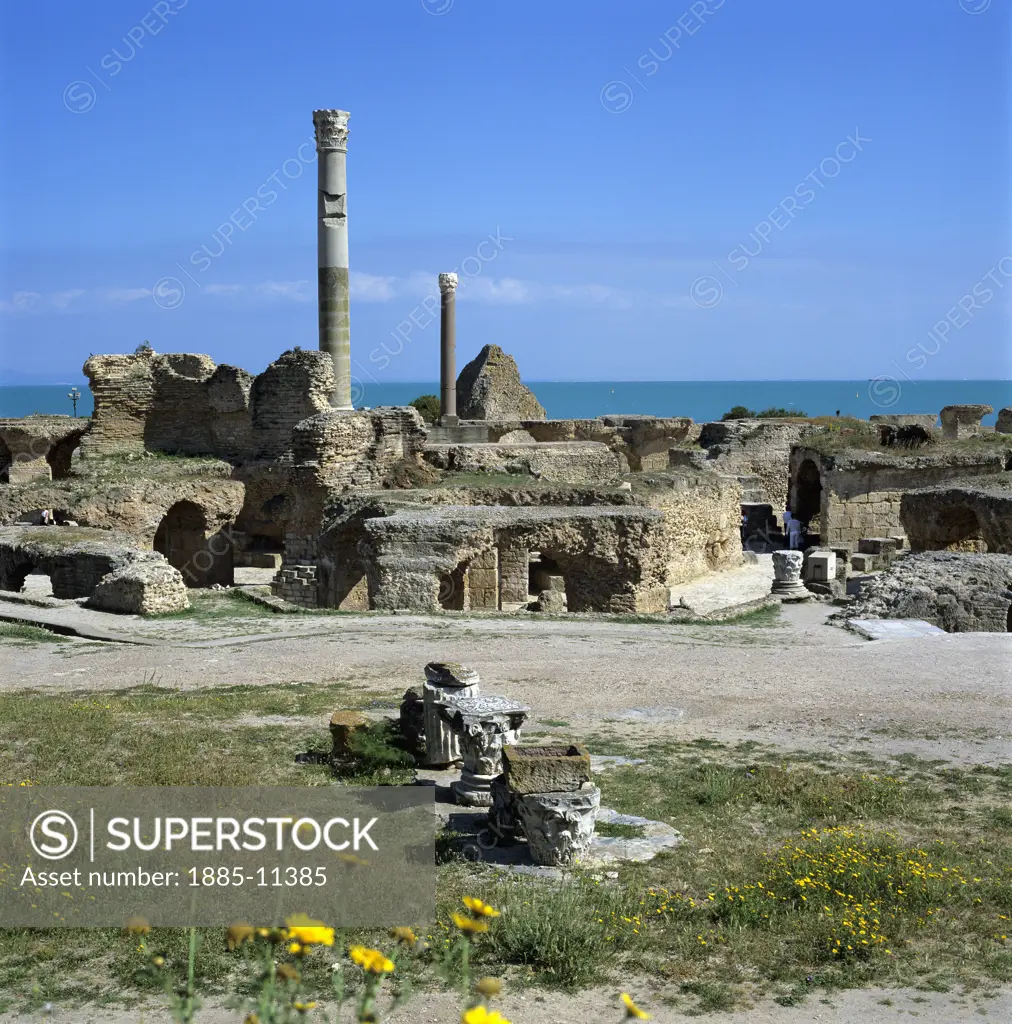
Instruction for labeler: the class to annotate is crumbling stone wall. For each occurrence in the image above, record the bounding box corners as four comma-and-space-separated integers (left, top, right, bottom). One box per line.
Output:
81, 348, 331, 463
483, 416, 696, 472
456, 345, 546, 420
0, 418, 88, 484
0, 525, 165, 597
312, 505, 670, 614
692, 420, 826, 510
640, 471, 744, 585
250, 349, 334, 460
833, 551, 1012, 633
902, 476, 1012, 554
790, 447, 1009, 549
423, 441, 619, 484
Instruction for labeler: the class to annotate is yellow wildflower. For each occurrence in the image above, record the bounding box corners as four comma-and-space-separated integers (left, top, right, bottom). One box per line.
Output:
124, 916, 151, 936
621, 993, 651, 1019
284, 913, 335, 947
452, 912, 489, 934
349, 945, 395, 973
293, 1001, 317, 1012
462, 1006, 510, 1024
462, 897, 500, 918
389, 926, 418, 946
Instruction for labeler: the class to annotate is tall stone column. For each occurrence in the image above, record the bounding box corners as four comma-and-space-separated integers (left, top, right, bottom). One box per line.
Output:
313, 109, 353, 411
439, 272, 458, 424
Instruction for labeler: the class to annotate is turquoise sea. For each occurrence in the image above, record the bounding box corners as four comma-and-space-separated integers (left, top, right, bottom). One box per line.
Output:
1, 380, 1008, 425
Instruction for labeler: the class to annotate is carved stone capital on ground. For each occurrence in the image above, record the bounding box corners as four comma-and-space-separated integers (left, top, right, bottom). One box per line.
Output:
515, 783, 601, 867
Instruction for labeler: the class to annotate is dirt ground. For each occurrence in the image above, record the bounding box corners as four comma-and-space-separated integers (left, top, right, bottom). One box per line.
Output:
3, 602, 1010, 765
2, 602, 1010, 1022
0, 985, 1008, 1024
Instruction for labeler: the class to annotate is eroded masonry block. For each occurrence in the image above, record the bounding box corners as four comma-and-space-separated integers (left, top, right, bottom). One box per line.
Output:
329, 711, 370, 759
851, 553, 879, 573
438, 695, 530, 807
502, 744, 592, 795
940, 404, 993, 440
422, 662, 480, 767
806, 551, 837, 583
858, 537, 900, 563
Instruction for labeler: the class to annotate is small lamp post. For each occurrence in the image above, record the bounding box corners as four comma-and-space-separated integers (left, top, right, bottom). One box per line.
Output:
68, 387, 81, 417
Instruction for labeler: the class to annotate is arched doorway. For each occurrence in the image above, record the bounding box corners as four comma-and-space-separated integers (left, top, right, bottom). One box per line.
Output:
438, 562, 468, 611
528, 552, 568, 612
154, 500, 232, 587
46, 433, 84, 480
794, 459, 822, 524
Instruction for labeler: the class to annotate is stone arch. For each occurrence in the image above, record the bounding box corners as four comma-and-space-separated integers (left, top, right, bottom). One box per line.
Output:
794, 459, 822, 524
154, 500, 233, 587
0, 438, 11, 483
937, 506, 987, 553
46, 433, 84, 480
0, 548, 38, 593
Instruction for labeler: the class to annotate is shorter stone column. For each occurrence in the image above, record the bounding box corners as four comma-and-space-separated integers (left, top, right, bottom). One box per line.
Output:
438, 696, 530, 806
422, 662, 480, 766
771, 550, 809, 601
439, 272, 458, 425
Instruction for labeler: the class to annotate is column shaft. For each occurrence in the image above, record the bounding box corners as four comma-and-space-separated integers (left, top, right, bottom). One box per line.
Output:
439, 272, 458, 424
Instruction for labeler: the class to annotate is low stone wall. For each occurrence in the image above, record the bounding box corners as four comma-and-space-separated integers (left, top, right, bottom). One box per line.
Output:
790, 447, 1009, 549
901, 476, 1012, 554
332, 504, 672, 615
482, 416, 696, 472
0, 417, 88, 484
0, 525, 187, 612
423, 442, 620, 484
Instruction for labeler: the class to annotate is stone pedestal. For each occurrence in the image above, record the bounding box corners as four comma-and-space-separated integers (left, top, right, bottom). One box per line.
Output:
489, 774, 518, 837
329, 710, 369, 759
422, 662, 480, 767
438, 696, 530, 806
515, 783, 601, 867
771, 550, 809, 601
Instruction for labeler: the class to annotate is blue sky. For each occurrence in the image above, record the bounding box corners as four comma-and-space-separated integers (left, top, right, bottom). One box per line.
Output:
0, 0, 1009, 385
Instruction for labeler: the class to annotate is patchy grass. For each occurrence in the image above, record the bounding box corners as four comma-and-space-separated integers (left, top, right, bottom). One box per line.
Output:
0, 620, 69, 644
0, 688, 1008, 1014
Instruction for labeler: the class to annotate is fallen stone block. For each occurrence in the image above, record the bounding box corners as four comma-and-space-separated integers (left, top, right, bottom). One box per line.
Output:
851, 553, 879, 573
940, 404, 993, 440
86, 560, 190, 615
503, 744, 592, 795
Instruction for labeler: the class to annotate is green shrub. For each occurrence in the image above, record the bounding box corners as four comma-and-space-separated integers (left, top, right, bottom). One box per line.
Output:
756, 407, 807, 418
410, 394, 441, 424
721, 405, 756, 420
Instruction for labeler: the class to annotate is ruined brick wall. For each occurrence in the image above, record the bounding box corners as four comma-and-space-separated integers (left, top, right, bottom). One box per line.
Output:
82, 351, 254, 460
0, 418, 87, 484
642, 471, 744, 585
81, 349, 329, 463
695, 420, 825, 510
250, 349, 334, 460
791, 448, 1008, 549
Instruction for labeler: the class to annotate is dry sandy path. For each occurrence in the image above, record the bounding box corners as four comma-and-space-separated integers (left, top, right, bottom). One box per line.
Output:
0, 985, 1007, 1023
3, 603, 1009, 765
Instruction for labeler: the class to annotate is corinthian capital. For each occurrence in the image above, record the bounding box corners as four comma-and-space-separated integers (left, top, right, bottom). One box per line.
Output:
313, 109, 350, 151
438, 272, 459, 293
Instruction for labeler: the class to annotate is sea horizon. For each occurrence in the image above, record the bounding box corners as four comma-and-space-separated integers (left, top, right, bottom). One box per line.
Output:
2, 379, 1009, 425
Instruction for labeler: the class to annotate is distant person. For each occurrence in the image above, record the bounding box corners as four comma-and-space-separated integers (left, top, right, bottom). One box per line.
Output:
788, 518, 803, 550
835, 409, 840, 417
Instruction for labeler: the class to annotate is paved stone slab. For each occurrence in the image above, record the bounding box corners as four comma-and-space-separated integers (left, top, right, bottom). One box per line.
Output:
590, 755, 647, 772
849, 618, 949, 641
614, 706, 686, 723
667, 554, 775, 618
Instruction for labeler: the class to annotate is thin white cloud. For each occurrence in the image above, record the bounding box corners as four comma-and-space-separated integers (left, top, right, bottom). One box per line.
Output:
0, 286, 150, 313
